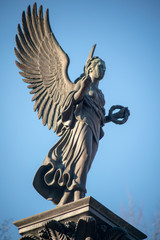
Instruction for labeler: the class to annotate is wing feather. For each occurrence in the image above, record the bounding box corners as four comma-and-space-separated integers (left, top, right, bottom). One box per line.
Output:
48, 82, 57, 95
18, 24, 35, 58
22, 12, 37, 54
48, 100, 60, 131
15, 61, 40, 75
44, 9, 52, 35
47, 105, 54, 130
26, 6, 40, 49
27, 82, 42, 89
32, 88, 46, 101
14, 48, 38, 69
31, 3, 42, 45
37, 95, 50, 119
15, 35, 36, 65
34, 91, 47, 112
15, 4, 74, 133
38, 6, 45, 39
42, 98, 52, 126
20, 72, 41, 79
30, 85, 44, 94
52, 104, 58, 132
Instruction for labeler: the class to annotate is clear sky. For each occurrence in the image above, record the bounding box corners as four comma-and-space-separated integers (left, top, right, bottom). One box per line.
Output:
0, 0, 160, 238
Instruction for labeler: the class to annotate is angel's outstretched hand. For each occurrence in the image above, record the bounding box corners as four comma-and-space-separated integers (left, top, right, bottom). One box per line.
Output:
105, 105, 130, 125
114, 107, 130, 119
109, 106, 130, 125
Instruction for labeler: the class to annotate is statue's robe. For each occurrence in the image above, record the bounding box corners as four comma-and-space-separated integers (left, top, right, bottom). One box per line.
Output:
33, 88, 105, 204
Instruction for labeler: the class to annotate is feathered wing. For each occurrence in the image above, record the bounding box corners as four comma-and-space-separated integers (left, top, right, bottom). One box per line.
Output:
15, 3, 74, 132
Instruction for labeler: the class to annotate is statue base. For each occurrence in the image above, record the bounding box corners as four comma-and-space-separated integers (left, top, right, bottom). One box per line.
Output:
13, 196, 147, 240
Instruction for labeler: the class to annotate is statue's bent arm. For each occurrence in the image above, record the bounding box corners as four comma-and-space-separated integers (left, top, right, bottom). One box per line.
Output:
74, 75, 92, 103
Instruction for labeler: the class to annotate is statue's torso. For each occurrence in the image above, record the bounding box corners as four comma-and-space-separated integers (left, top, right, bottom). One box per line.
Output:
75, 86, 106, 142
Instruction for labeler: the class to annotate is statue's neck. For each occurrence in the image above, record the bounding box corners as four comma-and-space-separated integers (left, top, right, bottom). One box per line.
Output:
91, 78, 99, 88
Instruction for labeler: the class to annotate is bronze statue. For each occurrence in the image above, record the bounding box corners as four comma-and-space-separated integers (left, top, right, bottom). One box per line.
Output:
15, 3, 130, 206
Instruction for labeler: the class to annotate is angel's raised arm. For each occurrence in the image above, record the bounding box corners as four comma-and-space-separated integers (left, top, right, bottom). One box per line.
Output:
74, 75, 92, 103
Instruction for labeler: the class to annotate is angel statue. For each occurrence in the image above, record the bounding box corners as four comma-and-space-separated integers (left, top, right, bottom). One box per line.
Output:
15, 3, 130, 206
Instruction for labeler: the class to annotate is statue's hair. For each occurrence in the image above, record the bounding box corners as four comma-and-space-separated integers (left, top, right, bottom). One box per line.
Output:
74, 57, 105, 83
84, 57, 105, 75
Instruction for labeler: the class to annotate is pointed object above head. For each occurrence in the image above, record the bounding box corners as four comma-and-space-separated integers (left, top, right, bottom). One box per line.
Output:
86, 44, 96, 63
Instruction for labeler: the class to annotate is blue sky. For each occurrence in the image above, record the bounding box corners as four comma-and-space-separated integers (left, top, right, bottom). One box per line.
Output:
0, 0, 160, 238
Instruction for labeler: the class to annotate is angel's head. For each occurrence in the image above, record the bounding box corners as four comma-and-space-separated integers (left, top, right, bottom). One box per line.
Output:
85, 57, 106, 81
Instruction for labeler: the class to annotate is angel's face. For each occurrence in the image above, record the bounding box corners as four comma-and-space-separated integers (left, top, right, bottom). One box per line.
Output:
89, 59, 106, 81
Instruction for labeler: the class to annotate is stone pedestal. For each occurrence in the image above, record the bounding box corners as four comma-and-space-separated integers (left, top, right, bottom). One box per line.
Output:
13, 196, 147, 240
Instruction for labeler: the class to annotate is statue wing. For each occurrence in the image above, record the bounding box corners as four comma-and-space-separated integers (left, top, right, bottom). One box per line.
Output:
15, 3, 74, 132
